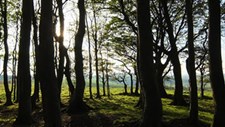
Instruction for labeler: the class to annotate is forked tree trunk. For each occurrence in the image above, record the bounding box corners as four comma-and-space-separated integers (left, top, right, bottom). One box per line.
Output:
162, 0, 186, 106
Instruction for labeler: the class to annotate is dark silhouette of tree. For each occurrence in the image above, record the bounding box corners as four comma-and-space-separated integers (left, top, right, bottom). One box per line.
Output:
137, 0, 162, 126
31, 0, 40, 109
161, 0, 187, 105
67, 0, 88, 114
39, 0, 61, 125
86, 15, 93, 99
56, 0, 65, 105
1, 0, 13, 106
208, 0, 225, 126
186, 0, 198, 124
14, 0, 33, 125
91, 2, 101, 98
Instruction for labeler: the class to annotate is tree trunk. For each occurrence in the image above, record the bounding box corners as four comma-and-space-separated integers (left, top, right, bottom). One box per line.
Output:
14, 0, 33, 125
129, 73, 134, 94
93, 8, 101, 98
2, 0, 13, 106
39, 0, 61, 125
123, 79, 128, 94
137, 0, 162, 126
100, 51, 106, 96
56, 0, 65, 105
106, 61, 110, 97
200, 67, 204, 98
134, 66, 139, 95
65, 52, 75, 96
162, 0, 186, 106
186, 0, 198, 124
86, 16, 93, 99
67, 0, 88, 114
31, 1, 40, 109
208, 1, 225, 126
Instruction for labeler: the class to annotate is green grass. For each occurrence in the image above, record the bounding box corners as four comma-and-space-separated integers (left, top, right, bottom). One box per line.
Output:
0, 84, 215, 126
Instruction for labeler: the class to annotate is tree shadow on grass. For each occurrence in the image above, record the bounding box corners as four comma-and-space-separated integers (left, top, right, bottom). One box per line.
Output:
69, 95, 141, 127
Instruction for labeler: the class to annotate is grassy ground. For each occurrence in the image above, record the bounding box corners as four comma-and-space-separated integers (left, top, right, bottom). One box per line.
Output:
0, 85, 214, 127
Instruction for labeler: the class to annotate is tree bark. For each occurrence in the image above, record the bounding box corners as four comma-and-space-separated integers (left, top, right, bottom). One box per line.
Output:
93, 7, 101, 98
56, 0, 65, 104
161, 0, 186, 106
31, 1, 40, 109
186, 0, 198, 124
86, 15, 93, 99
14, 0, 33, 125
39, 0, 61, 125
1, 0, 13, 106
67, 0, 88, 114
137, 0, 162, 126
208, 0, 225, 126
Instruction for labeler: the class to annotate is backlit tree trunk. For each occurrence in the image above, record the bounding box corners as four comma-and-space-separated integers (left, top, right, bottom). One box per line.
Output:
67, 0, 88, 114
208, 0, 225, 126
14, 0, 33, 125
39, 0, 61, 125
137, 0, 162, 126
186, 0, 198, 124
1, 0, 13, 106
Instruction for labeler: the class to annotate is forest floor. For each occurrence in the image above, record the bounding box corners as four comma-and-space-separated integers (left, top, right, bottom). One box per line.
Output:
0, 87, 214, 127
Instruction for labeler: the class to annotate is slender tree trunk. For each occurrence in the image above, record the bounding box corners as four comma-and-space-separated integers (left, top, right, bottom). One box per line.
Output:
65, 52, 75, 96
86, 16, 93, 99
100, 51, 106, 96
137, 0, 162, 126
134, 66, 139, 95
129, 73, 133, 94
91, 5, 101, 98
106, 61, 110, 97
12, 12, 19, 102
123, 79, 128, 94
14, 0, 33, 125
200, 67, 204, 98
39, 0, 61, 125
56, 0, 65, 104
2, 0, 13, 106
208, 1, 225, 126
31, 1, 40, 109
67, 0, 88, 114
186, 0, 198, 124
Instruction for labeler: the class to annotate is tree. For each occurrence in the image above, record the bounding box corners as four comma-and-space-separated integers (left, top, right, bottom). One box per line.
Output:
14, 0, 33, 125
137, 0, 162, 126
91, 1, 101, 98
31, 0, 40, 109
67, 0, 88, 114
86, 15, 93, 99
161, 0, 187, 105
186, 0, 198, 124
56, 0, 65, 105
208, 0, 225, 126
39, 0, 61, 125
1, 0, 13, 106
